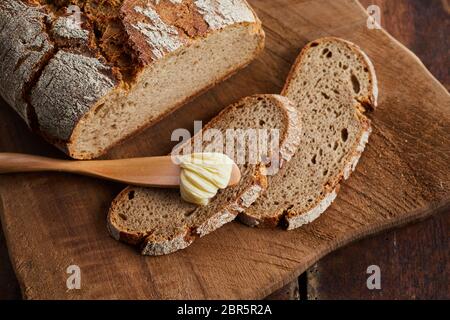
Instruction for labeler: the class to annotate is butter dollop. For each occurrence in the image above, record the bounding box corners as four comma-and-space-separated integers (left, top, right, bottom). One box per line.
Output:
178, 153, 235, 206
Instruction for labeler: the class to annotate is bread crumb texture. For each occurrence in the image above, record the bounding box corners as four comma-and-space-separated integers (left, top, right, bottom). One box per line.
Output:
107, 95, 301, 255
240, 37, 378, 229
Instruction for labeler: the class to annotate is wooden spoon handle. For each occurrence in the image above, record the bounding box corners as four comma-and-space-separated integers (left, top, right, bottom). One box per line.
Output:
0, 153, 239, 188
0, 153, 67, 174
71, 157, 181, 187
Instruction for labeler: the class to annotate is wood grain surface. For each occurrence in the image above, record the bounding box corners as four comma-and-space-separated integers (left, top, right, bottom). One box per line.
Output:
307, 0, 450, 300
307, 212, 449, 299
0, 0, 449, 299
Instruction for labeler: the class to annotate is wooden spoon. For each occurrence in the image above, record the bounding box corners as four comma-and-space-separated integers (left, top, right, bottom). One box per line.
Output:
0, 153, 241, 188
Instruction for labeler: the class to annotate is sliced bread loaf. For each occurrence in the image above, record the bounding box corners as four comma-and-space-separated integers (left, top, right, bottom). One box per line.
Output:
107, 94, 301, 255
239, 37, 378, 230
0, 0, 265, 159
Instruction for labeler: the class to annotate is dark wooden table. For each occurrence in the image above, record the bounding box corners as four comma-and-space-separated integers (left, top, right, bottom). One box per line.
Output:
0, 0, 448, 300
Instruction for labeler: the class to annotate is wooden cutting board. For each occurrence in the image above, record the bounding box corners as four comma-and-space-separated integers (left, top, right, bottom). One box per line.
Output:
0, 0, 449, 299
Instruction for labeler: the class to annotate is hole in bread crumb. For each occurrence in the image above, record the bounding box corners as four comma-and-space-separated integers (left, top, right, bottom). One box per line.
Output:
351, 74, 361, 94
323, 169, 328, 176
310, 42, 319, 47
259, 120, 266, 126
341, 128, 349, 142
321, 92, 330, 99
311, 155, 317, 165
184, 209, 195, 217
333, 141, 339, 150
326, 51, 332, 58
128, 191, 135, 200
119, 214, 128, 221
94, 103, 105, 115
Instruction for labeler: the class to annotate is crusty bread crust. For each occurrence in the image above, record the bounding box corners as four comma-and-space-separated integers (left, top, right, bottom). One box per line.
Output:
0, 0, 265, 159
270, 95, 303, 167
239, 37, 378, 229
31, 50, 118, 141
0, 0, 54, 126
67, 22, 265, 159
107, 94, 301, 255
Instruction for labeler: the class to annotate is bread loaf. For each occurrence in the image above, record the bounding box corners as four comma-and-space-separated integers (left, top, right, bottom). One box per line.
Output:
239, 37, 378, 229
107, 94, 301, 255
0, 0, 265, 159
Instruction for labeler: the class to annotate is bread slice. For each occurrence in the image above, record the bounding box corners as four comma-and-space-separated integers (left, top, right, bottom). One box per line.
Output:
0, 0, 265, 159
239, 37, 378, 230
107, 94, 301, 255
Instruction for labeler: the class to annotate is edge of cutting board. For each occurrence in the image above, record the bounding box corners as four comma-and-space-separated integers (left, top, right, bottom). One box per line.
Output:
0, 0, 449, 299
